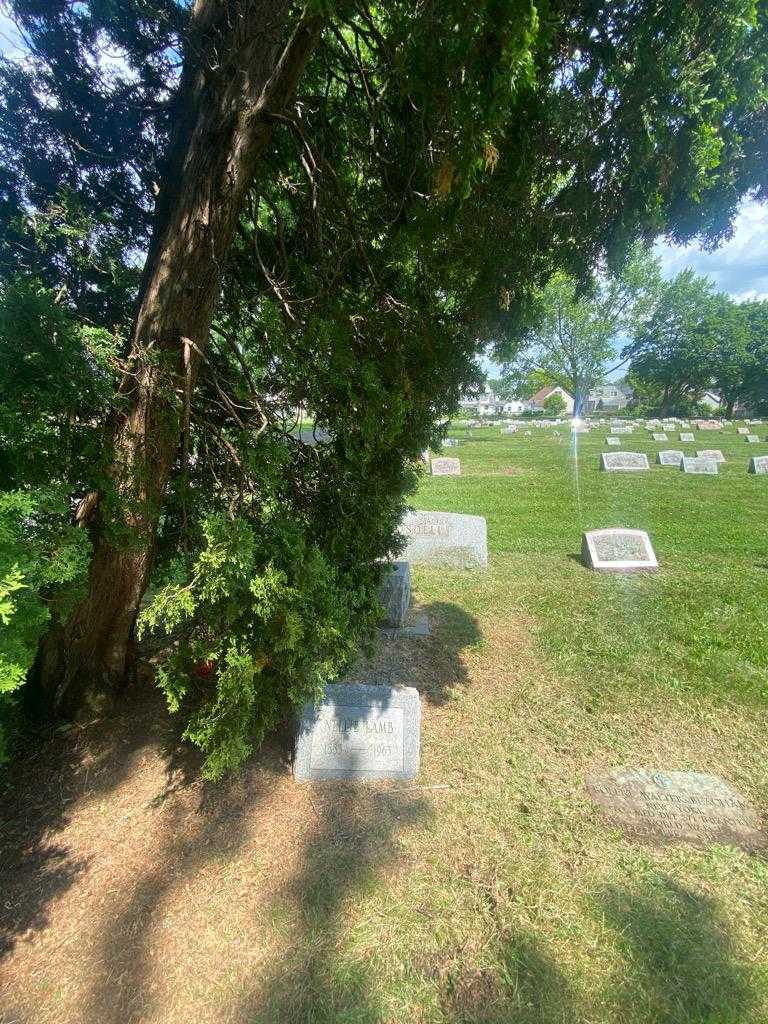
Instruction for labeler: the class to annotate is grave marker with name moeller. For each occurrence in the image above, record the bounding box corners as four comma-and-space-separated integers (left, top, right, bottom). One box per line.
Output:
581, 529, 658, 572
430, 457, 461, 476
294, 683, 421, 782
586, 769, 765, 851
400, 510, 488, 568
600, 452, 650, 472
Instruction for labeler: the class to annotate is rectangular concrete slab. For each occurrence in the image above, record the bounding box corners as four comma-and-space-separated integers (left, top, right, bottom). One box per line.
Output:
600, 452, 650, 471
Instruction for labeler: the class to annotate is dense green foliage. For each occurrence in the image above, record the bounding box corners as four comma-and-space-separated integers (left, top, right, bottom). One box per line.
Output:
1, 0, 767, 772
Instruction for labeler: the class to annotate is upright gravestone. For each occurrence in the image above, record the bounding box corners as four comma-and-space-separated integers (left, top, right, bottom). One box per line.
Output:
738, 427, 749, 435
698, 420, 721, 431
696, 449, 725, 463
679, 432, 695, 442
657, 450, 684, 466
442, 438, 459, 448
377, 561, 411, 628
605, 437, 621, 446
400, 510, 488, 569
294, 683, 421, 782
681, 456, 719, 475
586, 769, 765, 851
600, 452, 650, 472
652, 432, 668, 442
746, 434, 760, 443
431, 457, 461, 476
581, 529, 658, 572
611, 426, 633, 435
748, 456, 768, 475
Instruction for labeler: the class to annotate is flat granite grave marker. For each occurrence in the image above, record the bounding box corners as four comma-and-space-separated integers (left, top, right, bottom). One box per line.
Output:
679, 432, 695, 442
657, 450, 684, 466
605, 437, 621, 446
430, 456, 461, 476
652, 432, 668, 442
581, 529, 658, 572
749, 456, 768, 474
746, 434, 760, 443
610, 426, 633, 434
681, 456, 719, 475
586, 769, 765, 851
400, 510, 488, 569
600, 452, 650, 472
377, 561, 410, 628
696, 449, 725, 463
738, 427, 750, 435
294, 683, 420, 782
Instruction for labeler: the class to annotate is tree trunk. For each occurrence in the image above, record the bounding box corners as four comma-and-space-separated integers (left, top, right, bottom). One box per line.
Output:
36, 0, 326, 714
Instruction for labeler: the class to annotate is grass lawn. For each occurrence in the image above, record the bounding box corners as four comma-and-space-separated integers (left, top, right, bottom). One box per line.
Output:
2, 422, 768, 1024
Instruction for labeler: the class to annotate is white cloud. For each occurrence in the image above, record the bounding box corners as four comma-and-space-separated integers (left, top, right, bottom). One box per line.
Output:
654, 199, 768, 302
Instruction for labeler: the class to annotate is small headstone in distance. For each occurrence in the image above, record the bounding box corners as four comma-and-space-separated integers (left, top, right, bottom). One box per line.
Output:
657, 450, 684, 466
420, 450, 430, 464
610, 425, 633, 434
400, 510, 488, 568
652, 432, 668, 442
294, 683, 421, 782
737, 427, 749, 435
681, 456, 719, 474
377, 561, 410, 628
502, 426, 517, 434
431, 457, 461, 476
606, 437, 621, 446
600, 452, 650, 472
442, 438, 459, 448
679, 432, 695, 442
698, 420, 721, 430
746, 434, 760, 443
748, 456, 768, 475
586, 769, 765, 851
696, 449, 725, 463
582, 529, 658, 572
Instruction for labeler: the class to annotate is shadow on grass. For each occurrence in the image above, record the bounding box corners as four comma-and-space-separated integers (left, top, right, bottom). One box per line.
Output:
594, 876, 755, 1023
344, 600, 483, 707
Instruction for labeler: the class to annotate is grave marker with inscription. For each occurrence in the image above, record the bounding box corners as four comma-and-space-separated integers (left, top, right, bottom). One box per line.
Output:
697, 449, 726, 463
652, 432, 668, 442
738, 427, 750, 435
746, 434, 760, 443
679, 432, 695, 442
400, 510, 488, 569
748, 456, 768, 475
430, 457, 461, 476
581, 529, 658, 572
681, 456, 719, 474
610, 426, 633, 435
586, 769, 765, 851
294, 683, 420, 782
605, 437, 621, 446
600, 452, 650, 472
657, 450, 684, 466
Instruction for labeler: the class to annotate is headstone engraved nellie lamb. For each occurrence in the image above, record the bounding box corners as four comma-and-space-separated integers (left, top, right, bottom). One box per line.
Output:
295, 683, 420, 782
586, 769, 765, 851
400, 510, 488, 569
749, 456, 768, 475
582, 529, 658, 572
431, 457, 461, 476
600, 452, 650, 472
657, 449, 684, 466
681, 456, 718, 475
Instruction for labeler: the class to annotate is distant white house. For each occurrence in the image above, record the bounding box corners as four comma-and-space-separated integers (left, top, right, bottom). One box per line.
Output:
584, 383, 633, 412
458, 391, 525, 417
526, 386, 574, 414
699, 390, 723, 411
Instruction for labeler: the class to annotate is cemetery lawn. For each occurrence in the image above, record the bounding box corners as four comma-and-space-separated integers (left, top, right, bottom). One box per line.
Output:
2, 424, 768, 1024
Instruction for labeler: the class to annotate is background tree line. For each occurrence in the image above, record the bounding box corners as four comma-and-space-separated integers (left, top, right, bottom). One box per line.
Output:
1, 0, 767, 773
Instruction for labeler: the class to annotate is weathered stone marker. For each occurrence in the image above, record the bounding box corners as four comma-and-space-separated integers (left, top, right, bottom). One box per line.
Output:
586, 769, 765, 851
652, 432, 668, 442
657, 450, 684, 466
295, 683, 421, 782
749, 455, 768, 475
605, 437, 621, 446
600, 452, 650, 472
610, 425, 633, 434
581, 529, 658, 572
737, 427, 749, 435
696, 449, 725, 463
679, 432, 695, 442
442, 438, 459, 448
681, 456, 719, 474
746, 434, 760, 443
431, 457, 461, 476
377, 561, 411, 628
400, 510, 488, 568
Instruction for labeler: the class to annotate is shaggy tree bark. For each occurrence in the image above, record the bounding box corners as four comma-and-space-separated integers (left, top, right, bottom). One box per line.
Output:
36, 0, 326, 712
